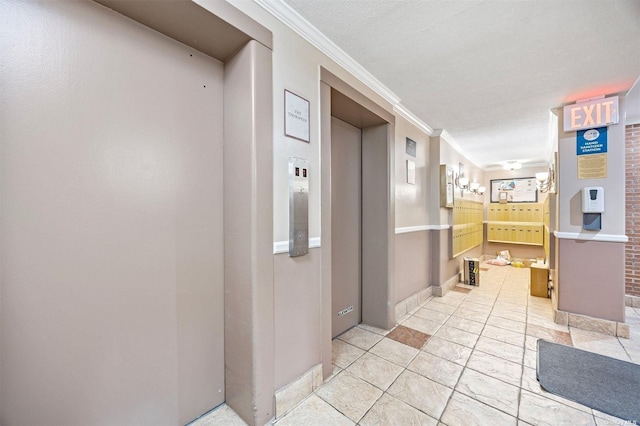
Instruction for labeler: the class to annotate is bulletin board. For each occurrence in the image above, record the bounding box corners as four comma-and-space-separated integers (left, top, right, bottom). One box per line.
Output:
490, 177, 537, 203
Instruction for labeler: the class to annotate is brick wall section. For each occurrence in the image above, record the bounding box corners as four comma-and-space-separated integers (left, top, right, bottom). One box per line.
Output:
626, 123, 640, 296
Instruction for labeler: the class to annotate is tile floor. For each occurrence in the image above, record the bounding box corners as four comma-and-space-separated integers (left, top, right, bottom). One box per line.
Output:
196, 264, 640, 426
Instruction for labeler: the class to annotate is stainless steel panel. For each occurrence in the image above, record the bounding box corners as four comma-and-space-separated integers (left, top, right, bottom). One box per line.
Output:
289, 157, 309, 257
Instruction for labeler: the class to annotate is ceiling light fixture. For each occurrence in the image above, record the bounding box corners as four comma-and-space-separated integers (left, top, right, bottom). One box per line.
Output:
503, 161, 522, 171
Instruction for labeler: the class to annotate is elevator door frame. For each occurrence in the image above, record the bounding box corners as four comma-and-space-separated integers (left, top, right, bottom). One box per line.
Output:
320, 74, 396, 379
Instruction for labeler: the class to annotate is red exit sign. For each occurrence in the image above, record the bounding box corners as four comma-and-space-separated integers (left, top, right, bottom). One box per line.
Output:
563, 96, 619, 132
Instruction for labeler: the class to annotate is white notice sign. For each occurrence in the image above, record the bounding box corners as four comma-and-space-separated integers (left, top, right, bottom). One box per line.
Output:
285, 90, 310, 142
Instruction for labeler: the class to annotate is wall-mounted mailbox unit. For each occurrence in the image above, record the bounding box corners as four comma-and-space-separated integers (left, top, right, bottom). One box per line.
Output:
487, 202, 544, 246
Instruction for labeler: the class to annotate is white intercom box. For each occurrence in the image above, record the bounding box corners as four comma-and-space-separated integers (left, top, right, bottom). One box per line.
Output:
582, 187, 604, 213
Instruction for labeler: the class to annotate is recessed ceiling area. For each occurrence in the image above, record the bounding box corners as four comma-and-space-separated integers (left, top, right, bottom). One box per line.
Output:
281, 0, 640, 169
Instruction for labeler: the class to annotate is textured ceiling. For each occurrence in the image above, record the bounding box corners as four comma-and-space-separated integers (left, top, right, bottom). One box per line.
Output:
282, 0, 640, 169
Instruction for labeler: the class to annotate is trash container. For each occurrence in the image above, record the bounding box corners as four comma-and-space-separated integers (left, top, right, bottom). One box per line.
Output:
463, 257, 480, 286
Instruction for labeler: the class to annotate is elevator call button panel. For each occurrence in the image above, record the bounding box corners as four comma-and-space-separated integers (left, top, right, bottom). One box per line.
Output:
289, 157, 309, 257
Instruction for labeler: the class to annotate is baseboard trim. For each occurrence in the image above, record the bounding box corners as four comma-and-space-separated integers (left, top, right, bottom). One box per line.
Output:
625, 294, 640, 308
274, 364, 324, 419
553, 305, 629, 338
394, 286, 433, 322
432, 274, 460, 297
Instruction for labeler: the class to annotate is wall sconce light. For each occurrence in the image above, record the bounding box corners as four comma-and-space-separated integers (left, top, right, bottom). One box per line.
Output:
536, 171, 550, 192
456, 175, 469, 190
469, 181, 486, 195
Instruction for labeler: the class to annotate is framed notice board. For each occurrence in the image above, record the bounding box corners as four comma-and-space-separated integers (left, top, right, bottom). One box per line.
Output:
490, 177, 537, 203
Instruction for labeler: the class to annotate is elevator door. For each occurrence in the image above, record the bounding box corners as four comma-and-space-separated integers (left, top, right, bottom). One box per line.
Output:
0, 2, 224, 425
331, 117, 362, 338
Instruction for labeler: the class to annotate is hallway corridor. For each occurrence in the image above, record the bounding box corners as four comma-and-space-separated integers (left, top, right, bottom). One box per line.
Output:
197, 265, 640, 425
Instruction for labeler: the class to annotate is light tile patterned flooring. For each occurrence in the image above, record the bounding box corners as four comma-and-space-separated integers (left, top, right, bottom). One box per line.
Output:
197, 264, 640, 426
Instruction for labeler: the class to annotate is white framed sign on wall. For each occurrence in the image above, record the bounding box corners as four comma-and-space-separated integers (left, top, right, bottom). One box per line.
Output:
284, 89, 310, 142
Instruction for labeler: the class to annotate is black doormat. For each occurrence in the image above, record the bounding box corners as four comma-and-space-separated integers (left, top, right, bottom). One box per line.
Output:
537, 339, 640, 423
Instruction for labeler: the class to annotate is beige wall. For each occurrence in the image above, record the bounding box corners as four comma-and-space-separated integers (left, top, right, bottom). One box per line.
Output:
1, 1, 226, 424
273, 251, 322, 389
558, 239, 625, 322
395, 120, 430, 228
395, 232, 430, 302
394, 118, 431, 305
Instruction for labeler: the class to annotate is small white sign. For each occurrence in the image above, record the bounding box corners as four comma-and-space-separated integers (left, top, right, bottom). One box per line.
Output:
407, 160, 416, 185
337, 306, 353, 317
285, 90, 310, 142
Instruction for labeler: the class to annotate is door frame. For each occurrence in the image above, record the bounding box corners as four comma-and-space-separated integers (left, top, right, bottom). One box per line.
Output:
319, 70, 396, 379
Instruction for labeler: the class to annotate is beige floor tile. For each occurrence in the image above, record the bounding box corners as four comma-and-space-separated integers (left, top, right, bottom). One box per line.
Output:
425, 300, 458, 314
197, 404, 247, 426
525, 335, 541, 351
337, 326, 383, 350
332, 340, 365, 369
407, 351, 463, 388
369, 337, 419, 367
486, 315, 527, 333
414, 307, 450, 324
387, 370, 452, 420
523, 347, 537, 369
466, 350, 522, 386
359, 393, 438, 426
423, 336, 473, 366
440, 391, 517, 426
458, 301, 493, 314
463, 294, 497, 306
455, 368, 520, 416
402, 315, 442, 335
481, 324, 525, 347
328, 364, 342, 382
452, 307, 490, 323
345, 352, 403, 391
435, 324, 480, 348
273, 395, 354, 426
526, 324, 573, 346
570, 328, 631, 361
494, 301, 527, 312
445, 315, 484, 334
356, 323, 390, 336
528, 315, 571, 333
491, 309, 527, 323
315, 371, 382, 423
624, 346, 640, 364
474, 336, 524, 364
518, 390, 596, 426
436, 293, 466, 306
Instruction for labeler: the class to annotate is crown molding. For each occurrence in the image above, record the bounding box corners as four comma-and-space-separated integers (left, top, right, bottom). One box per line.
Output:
393, 104, 433, 136
435, 129, 483, 170
253, 0, 401, 105
483, 161, 550, 172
